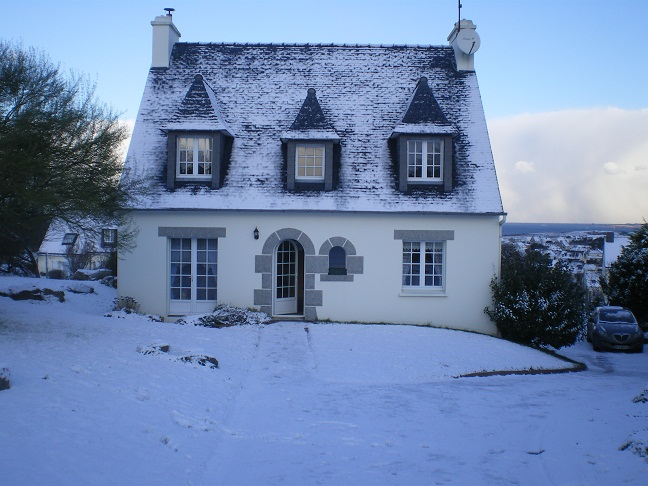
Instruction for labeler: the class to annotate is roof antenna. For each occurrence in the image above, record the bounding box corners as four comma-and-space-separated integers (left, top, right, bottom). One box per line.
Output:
458, 1, 462, 31
164, 7, 175, 17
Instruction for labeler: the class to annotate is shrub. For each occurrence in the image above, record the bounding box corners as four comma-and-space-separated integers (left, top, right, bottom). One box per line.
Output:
485, 244, 586, 349
47, 269, 66, 280
112, 296, 140, 314
177, 304, 269, 328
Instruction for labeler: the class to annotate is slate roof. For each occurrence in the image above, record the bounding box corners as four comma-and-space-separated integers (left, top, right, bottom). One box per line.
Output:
282, 88, 339, 142
38, 219, 115, 255
123, 42, 503, 214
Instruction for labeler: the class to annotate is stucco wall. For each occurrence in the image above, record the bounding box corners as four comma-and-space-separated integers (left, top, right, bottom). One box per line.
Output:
119, 210, 501, 334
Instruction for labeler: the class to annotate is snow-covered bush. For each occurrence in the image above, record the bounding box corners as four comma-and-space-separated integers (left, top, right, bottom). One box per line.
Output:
100, 276, 117, 288
112, 296, 140, 314
601, 222, 648, 327
177, 304, 270, 328
485, 244, 585, 349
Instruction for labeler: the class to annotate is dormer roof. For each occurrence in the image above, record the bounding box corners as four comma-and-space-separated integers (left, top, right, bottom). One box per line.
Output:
282, 88, 340, 142
391, 77, 458, 137
164, 74, 234, 136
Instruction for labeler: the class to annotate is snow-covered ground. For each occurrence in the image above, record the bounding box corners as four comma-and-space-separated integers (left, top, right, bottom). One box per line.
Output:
0, 276, 646, 485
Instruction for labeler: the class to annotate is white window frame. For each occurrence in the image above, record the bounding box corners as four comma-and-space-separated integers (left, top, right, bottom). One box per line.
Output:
176, 136, 213, 179
407, 139, 443, 181
62, 233, 78, 246
295, 144, 325, 181
102, 228, 117, 247
401, 240, 445, 294
169, 237, 218, 315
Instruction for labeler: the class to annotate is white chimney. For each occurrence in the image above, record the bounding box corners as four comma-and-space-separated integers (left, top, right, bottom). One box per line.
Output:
151, 12, 181, 68
447, 19, 481, 72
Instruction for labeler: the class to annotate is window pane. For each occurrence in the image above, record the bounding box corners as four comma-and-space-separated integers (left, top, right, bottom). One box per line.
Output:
296, 144, 325, 180
177, 136, 213, 178
329, 246, 346, 268
408, 140, 443, 180
195, 238, 217, 301
407, 141, 423, 179
403, 241, 443, 288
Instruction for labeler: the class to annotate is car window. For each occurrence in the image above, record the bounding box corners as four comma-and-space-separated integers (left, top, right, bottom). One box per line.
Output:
599, 309, 635, 323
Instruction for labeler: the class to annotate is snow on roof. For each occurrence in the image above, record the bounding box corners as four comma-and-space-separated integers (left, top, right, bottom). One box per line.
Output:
163, 74, 234, 136
38, 219, 115, 255
123, 42, 503, 214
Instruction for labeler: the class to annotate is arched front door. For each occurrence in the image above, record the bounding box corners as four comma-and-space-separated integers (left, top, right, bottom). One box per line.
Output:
273, 240, 304, 315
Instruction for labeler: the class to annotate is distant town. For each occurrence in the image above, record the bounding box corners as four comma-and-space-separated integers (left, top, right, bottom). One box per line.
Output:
502, 223, 640, 308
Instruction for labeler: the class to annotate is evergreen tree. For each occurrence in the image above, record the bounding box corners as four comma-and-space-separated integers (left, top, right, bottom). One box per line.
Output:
601, 222, 648, 326
485, 244, 586, 349
0, 41, 132, 275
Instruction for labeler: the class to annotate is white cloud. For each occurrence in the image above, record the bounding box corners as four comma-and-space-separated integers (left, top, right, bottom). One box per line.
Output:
514, 160, 535, 174
118, 118, 135, 162
603, 162, 622, 175
488, 107, 648, 223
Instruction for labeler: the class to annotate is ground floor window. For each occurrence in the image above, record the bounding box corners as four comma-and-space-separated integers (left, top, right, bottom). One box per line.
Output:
169, 238, 217, 313
402, 241, 444, 288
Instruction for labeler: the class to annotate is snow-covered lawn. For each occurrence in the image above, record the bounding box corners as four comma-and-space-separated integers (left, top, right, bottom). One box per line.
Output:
0, 276, 646, 485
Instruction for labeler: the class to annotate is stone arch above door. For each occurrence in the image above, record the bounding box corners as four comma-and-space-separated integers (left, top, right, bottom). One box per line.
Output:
254, 227, 321, 320
261, 228, 316, 256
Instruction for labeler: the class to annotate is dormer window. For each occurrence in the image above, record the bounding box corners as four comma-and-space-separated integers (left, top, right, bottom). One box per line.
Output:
164, 74, 233, 191
283, 88, 339, 192
395, 134, 453, 192
407, 139, 443, 181
296, 144, 325, 181
167, 131, 228, 190
177, 136, 212, 179
392, 77, 457, 192
285, 140, 334, 191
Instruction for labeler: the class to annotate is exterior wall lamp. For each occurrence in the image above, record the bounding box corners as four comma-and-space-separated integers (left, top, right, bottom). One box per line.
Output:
253, 227, 259, 240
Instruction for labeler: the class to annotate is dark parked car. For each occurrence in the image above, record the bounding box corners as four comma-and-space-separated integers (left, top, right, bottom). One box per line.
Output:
587, 306, 644, 352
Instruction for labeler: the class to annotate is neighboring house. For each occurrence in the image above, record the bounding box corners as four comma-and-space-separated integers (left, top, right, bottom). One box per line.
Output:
118, 11, 505, 333
38, 221, 118, 278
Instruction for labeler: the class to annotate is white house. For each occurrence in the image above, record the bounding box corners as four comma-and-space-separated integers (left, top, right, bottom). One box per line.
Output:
38, 221, 118, 278
118, 12, 505, 333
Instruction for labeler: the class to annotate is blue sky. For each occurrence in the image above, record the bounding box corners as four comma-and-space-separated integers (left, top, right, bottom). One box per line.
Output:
3, 0, 647, 223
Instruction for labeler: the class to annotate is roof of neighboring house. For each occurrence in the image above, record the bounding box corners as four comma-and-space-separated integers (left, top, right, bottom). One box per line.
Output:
38, 220, 115, 255
122, 42, 503, 215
